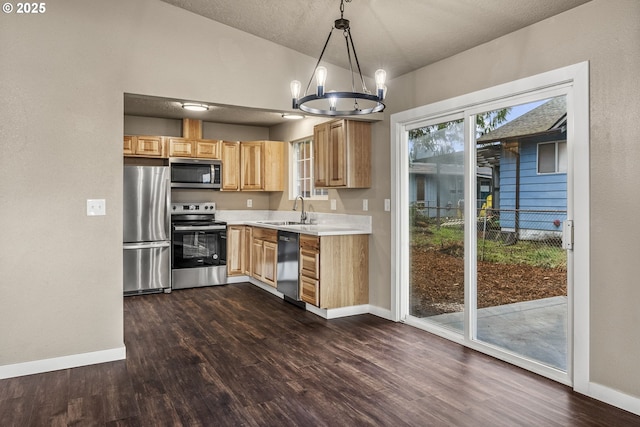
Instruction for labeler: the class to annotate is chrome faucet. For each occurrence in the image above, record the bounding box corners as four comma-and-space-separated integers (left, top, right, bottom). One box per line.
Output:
293, 195, 307, 224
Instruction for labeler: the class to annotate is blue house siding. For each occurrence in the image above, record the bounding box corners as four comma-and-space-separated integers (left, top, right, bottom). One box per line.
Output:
498, 140, 567, 234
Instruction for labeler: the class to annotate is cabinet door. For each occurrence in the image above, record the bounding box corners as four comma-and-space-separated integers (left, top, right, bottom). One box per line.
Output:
241, 142, 264, 190
195, 139, 220, 159
221, 141, 240, 191
135, 136, 165, 157
252, 238, 263, 279
168, 137, 194, 157
328, 120, 347, 187
123, 136, 135, 156
262, 240, 278, 287
243, 226, 253, 275
300, 275, 319, 306
226, 226, 244, 276
314, 123, 330, 188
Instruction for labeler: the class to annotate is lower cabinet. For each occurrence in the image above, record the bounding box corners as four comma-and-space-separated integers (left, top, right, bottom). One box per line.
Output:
226, 225, 245, 276
251, 227, 278, 287
299, 234, 368, 309
227, 225, 369, 309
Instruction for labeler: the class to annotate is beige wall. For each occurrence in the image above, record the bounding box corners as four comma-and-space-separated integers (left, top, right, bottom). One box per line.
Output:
383, 0, 640, 398
1, 0, 638, 406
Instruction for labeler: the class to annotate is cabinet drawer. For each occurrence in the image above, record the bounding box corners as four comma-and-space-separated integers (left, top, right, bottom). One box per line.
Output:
300, 275, 319, 306
300, 234, 320, 251
252, 227, 277, 242
300, 248, 319, 279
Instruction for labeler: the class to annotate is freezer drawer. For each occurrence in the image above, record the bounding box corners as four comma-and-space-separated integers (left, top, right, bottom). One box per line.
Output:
123, 242, 170, 295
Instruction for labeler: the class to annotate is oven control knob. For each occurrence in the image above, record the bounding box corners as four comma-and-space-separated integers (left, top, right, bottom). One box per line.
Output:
212, 254, 218, 260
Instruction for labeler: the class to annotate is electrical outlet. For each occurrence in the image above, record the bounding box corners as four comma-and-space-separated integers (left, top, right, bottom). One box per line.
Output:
87, 199, 106, 216
247, 199, 252, 208
384, 199, 391, 211
330, 199, 337, 210
363, 199, 368, 211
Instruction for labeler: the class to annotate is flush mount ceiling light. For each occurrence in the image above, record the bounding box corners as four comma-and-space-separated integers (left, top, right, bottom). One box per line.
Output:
290, 0, 386, 117
281, 113, 305, 120
181, 103, 210, 112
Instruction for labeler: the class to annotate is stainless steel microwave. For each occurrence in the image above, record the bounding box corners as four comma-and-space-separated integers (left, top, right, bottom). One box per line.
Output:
169, 158, 222, 189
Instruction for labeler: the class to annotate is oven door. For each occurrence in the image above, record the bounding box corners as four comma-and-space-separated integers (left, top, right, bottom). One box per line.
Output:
172, 225, 227, 269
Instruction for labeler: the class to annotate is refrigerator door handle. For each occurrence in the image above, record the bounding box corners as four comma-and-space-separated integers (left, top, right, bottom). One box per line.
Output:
124, 242, 171, 250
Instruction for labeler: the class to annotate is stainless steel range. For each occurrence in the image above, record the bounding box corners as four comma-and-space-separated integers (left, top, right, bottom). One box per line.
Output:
171, 202, 227, 290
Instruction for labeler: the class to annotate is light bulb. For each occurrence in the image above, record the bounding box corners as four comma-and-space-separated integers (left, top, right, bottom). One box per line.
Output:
290, 80, 301, 99
316, 66, 327, 96
328, 91, 337, 111
290, 80, 301, 108
375, 69, 387, 99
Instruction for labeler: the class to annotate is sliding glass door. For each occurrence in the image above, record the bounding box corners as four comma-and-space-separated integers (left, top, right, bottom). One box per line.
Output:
399, 90, 573, 382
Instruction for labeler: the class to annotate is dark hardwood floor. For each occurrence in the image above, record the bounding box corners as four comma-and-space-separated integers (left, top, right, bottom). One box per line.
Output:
1, 283, 639, 426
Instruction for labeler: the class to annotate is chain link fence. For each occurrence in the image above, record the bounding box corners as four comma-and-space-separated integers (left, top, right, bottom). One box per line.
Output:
410, 202, 567, 268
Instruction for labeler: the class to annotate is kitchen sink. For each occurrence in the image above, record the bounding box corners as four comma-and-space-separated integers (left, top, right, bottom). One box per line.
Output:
256, 220, 305, 226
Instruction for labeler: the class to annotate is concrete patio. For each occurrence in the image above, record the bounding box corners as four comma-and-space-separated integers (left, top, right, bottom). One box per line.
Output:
425, 296, 568, 371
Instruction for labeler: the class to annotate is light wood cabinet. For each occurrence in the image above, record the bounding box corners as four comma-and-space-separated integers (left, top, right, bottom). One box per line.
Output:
251, 227, 278, 287
168, 137, 221, 159
221, 141, 240, 191
299, 233, 369, 309
195, 140, 220, 159
313, 119, 371, 188
226, 225, 245, 276
168, 137, 194, 157
123, 135, 167, 158
240, 141, 285, 191
244, 225, 253, 276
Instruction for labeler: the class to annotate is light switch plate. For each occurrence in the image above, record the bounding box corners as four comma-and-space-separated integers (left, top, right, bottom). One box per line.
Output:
87, 199, 106, 216
330, 199, 337, 210
247, 199, 252, 208
384, 199, 391, 211
363, 199, 368, 211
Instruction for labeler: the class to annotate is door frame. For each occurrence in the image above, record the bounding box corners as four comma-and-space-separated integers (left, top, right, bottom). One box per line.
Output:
390, 62, 590, 388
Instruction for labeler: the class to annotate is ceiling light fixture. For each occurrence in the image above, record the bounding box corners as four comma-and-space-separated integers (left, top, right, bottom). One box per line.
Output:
281, 113, 305, 120
182, 103, 210, 112
290, 0, 386, 117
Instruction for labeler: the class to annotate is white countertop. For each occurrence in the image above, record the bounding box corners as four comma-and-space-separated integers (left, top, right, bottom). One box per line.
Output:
217, 210, 371, 236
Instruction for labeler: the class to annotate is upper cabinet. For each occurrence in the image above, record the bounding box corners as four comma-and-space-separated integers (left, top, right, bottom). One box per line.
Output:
313, 119, 371, 188
221, 141, 240, 191
123, 135, 167, 158
240, 141, 284, 192
167, 137, 220, 159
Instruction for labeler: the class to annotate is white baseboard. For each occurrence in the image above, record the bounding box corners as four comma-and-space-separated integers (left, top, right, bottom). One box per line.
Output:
0, 346, 126, 380
584, 382, 640, 416
368, 305, 394, 321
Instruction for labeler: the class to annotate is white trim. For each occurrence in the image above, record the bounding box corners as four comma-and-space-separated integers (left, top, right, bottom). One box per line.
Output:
305, 304, 374, 320
0, 346, 126, 380
584, 382, 640, 416
368, 305, 394, 321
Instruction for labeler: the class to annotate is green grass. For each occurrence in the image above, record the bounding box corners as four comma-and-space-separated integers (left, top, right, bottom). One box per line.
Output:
411, 224, 566, 269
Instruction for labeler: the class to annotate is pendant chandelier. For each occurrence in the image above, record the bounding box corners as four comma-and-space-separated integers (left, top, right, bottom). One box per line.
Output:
290, 0, 386, 116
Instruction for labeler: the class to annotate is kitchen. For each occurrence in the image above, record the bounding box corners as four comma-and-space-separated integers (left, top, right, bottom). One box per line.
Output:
123, 106, 375, 318
2, 0, 639, 420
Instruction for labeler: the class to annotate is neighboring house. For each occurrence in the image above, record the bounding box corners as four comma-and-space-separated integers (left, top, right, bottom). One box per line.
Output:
477, 97, 567, 239
409, 150, 492, 219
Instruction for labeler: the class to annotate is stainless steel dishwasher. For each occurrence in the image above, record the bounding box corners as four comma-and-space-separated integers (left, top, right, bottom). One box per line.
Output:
277, 230, 301, 303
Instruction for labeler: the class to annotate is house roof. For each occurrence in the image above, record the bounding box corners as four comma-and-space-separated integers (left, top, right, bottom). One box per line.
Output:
477, 97, 566, 144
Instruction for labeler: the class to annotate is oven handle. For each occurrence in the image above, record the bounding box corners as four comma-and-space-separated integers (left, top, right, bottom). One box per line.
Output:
173, 225, 227, 232
123, 241, 171, 250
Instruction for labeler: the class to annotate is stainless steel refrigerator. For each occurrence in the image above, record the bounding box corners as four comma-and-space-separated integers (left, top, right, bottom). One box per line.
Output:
123, 166, 171, 295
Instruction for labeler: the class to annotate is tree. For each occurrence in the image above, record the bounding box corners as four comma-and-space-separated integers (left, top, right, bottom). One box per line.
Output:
409, 109, 510, 161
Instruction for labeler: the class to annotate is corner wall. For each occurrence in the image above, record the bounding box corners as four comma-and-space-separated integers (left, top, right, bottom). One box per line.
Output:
385, 0, 640, 404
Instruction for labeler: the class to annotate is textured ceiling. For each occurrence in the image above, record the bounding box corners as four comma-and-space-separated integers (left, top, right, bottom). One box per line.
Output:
127, 0, 591, 127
